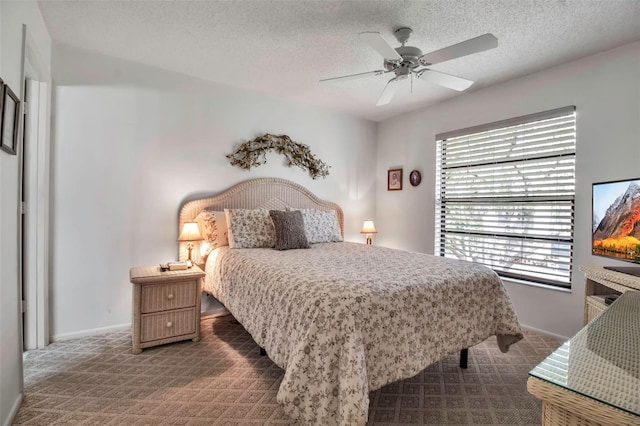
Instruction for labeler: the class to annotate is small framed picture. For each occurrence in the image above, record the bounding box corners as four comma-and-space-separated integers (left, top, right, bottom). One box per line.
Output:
387, 168, 402, 191
1, 83, 20, 156
409, 170, 422, 187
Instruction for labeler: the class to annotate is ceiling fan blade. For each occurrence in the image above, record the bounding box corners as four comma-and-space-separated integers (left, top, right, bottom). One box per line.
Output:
359, 32, 403, 62
417, 69, 474, 91
376, 77, 401, 106
319, 69, 389, 83
419, 33, 498, 66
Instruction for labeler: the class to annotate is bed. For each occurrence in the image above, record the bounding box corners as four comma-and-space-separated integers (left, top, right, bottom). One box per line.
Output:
178, 178, 523, 425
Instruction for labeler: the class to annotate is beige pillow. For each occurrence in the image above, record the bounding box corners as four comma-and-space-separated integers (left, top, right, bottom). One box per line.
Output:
194, 210, 229, 257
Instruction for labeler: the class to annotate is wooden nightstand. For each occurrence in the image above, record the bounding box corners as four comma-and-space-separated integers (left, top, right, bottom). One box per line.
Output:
129, 265, 205, 354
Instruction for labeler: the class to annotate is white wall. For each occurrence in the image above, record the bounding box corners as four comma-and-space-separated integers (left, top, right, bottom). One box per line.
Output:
50, 44, 377, 339
0, 2, 51, 425
376, 41, 640, 339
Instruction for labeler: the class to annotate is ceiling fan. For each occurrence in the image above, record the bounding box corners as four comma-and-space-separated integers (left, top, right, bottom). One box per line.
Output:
320, 28, 498, 106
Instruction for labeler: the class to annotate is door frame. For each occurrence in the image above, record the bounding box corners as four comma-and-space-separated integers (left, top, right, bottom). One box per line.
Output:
21, 25, 51, 350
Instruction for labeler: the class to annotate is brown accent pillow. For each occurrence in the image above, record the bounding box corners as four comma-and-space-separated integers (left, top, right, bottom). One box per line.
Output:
269, 210, 310, 250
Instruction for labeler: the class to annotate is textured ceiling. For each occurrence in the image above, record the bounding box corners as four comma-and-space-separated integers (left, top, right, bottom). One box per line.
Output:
38, 0, 640, 122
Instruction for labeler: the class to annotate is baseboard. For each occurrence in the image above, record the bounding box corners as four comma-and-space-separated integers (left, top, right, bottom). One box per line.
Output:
51, 323, 130, 342
521, 323, 569, 341
50, 317, 568, 343
3, 392, 23, 426
50, 309, 231, 342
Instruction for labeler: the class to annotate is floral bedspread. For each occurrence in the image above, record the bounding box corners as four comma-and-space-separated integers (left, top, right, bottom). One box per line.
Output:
204, 242, 522, 425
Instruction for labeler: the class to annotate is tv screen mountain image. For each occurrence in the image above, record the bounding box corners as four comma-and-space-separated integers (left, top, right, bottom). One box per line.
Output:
592, 178, 640, 263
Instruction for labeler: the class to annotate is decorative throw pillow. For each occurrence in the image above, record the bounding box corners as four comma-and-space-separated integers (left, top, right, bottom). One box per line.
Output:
193, 210, 229, 256
298, 208, 343, 244
225, 208, 276, 249
269, 210, 310, 250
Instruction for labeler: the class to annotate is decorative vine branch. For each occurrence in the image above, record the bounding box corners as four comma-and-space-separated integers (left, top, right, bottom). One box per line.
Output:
226, 133, 330, 179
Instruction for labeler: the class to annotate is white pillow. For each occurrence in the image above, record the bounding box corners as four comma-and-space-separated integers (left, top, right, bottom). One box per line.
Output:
298, 209, 343, 244
224, 208, 276, 249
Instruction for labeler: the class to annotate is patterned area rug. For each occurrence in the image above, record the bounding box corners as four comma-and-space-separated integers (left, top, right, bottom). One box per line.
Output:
15, 315, 560, 425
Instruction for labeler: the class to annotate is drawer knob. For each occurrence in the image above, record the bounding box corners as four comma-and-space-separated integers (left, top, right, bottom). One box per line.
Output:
167, 294, 175, 300
166, 321, 173, 328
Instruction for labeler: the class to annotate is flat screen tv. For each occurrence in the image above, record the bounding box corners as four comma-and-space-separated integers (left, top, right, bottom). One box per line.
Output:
592, 178, 640, 277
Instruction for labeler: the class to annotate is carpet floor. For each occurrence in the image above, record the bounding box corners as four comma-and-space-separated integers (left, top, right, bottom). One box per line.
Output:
14, 315, 561, 425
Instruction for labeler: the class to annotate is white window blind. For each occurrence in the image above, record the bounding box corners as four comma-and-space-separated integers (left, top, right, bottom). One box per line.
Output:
435, 107, 576, 287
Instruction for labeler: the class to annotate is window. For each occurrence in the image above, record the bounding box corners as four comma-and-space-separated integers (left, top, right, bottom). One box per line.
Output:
435, 107, 576, 288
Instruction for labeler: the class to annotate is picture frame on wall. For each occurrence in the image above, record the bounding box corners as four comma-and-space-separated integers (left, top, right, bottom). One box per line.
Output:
409, 169, 422, 187
388, 168, 403, 191
1, 83, 20, 156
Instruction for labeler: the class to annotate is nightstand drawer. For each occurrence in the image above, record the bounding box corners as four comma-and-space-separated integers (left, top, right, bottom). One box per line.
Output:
140, 280, 196, 313
140, 308, 196, 342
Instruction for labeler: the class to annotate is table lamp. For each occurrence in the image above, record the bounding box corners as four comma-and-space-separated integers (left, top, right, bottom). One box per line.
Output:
178, 222, 203, 262
360, 219, 377, 245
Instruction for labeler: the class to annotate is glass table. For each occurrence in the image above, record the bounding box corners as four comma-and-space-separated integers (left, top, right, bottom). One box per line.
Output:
527, 290, 640, 425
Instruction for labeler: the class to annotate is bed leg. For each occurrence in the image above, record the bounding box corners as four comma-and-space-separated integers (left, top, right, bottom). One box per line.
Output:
260, 347, 267, 357
460, 348, 468, 369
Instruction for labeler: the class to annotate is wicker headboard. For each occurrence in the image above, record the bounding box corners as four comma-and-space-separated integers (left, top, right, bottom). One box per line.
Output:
178, 178, 344, 263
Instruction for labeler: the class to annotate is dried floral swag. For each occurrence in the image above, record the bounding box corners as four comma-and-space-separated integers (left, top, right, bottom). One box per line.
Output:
226, 133, 330, 179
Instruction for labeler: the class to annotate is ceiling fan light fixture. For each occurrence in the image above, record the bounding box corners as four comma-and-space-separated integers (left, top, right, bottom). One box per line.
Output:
322, 29, 498, 105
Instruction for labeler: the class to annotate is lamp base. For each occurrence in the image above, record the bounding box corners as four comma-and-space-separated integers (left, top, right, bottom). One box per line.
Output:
365, 235, 372, 245
187, 243, 193, 261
